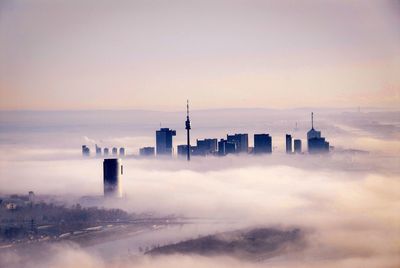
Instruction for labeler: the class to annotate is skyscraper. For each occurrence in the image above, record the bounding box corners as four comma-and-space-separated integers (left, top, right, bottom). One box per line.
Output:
307, 112, 330, 153
196, 138, 218, 155
286, 134, 292, 154
308, 137, 329, 153
185, 100, 191, 161
177, 144, 193, 157
156, 128, 177, 156
119, 147, 125, 156
227, 133, 248, 153
103, 158, 123, 198
112, 147, 118, 156
218, 139, 236, 156
254, 134, 272, 154
294, 139, 302, 153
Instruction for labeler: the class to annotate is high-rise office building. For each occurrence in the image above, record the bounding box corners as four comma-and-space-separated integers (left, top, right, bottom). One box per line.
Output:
196, 138, 218, 155
294, 139, 302, 153
227, 133, 248, 153
156, 128, 177, 156
286, 134, 292, 154
119, 147, 125, 156
139, 147, 155, 157
112, 147, 118, 156
103, 148, 109, 156
177, 145, 193, 157
82, 145, 90, 157
103, 158, 123, 198
307, 112, 330, 153
308, 137, 329, 153
254, 134, 272, 154
218, 139, 236, 156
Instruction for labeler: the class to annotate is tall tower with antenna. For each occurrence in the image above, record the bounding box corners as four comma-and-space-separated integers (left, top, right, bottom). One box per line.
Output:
311, 112, 314, 129
185, 100, 191, 161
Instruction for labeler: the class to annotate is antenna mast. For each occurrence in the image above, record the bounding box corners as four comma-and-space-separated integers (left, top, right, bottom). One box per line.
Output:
311, 112, 314, 129
185, 100, 191, 161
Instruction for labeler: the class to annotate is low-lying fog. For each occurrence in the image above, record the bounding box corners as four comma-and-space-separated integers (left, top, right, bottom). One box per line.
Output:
0, 109, 399, 267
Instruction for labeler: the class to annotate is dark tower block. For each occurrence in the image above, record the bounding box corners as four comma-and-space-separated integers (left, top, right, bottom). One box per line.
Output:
156, 128, 177, 156
254, 134, 272, 154
286, 134, 292, 154
103, 159, 123, 198
227, 134, 248, 153
294, 139, 302, 153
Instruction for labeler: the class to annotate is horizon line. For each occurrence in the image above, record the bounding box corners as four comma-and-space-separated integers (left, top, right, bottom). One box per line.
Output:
0, 106, 397, 113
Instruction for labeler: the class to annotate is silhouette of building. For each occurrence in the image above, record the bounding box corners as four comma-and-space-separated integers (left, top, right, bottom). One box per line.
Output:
254, 134, 272, 154
227, 133, 248, 153
177, 144, 193, 157
294, 139, 302, 153
185, 100, 191, 161
196, 138, 218, 155
28, 191, 35, 203
119, 147, 125, 156
308, 137, 329, 153
156, 128, 176, 156
218, 139, 236, 156
112, 147, 118, 156
95, 144, 102, 157
139, 147, 155, 157
82, 145, 90, 157
103, 159, 123, 198
103, 148, 109, 156
286, 134, 292, 154
307, 112, 329, 153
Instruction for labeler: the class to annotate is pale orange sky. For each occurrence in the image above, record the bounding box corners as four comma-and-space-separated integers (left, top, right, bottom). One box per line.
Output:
0, 0, 399, 111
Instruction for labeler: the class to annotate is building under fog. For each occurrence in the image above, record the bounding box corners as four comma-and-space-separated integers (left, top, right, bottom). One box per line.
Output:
177, 144, 193, 157
140, 147, 155, 157
218, 139, 236, 156
307, 113, 330, 154
103, 158, 123, 198
196, 138, 218, 155
294, 139, 302, 153
227, 133, 248, 153
103, 147, 109, 156
119, 147, 125, 156
82, 145, 90, 156
95, 144, 102, 156
28, 191, 35, 203
254, 134, 272, 154
156, 128, 176, 156
286, 134, 292, 154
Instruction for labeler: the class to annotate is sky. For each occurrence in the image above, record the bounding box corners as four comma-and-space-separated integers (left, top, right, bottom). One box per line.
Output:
0, 0, 399, 111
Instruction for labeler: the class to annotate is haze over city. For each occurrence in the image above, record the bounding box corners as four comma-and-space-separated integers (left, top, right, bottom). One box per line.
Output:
0, 1, 399, 268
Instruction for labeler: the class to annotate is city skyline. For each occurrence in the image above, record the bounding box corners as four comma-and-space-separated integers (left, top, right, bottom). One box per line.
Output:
83, 111, 329, 157
0, 1, 399, 267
